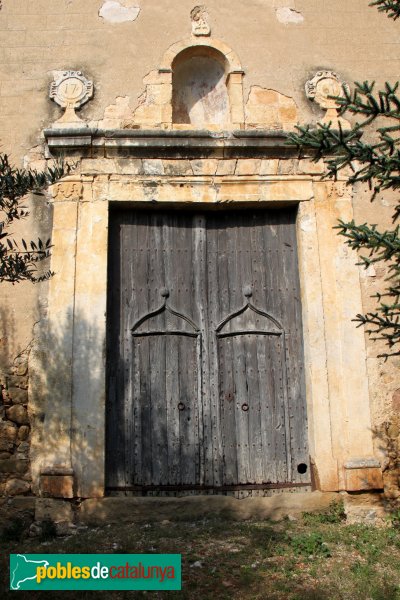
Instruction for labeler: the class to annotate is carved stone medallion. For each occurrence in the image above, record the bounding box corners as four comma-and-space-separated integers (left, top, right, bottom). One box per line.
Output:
191, 5, 211, 36
306, 71, 350, 129
50, 71, 94, 128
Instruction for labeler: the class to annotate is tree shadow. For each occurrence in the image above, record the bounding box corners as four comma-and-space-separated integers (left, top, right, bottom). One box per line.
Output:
29, 307, 106, 499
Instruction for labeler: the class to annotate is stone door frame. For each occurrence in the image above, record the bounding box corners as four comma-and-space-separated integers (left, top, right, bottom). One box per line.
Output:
29, 129, 383, 499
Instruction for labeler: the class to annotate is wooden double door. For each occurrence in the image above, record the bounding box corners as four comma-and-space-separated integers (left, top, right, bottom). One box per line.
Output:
106, 208, 310, 494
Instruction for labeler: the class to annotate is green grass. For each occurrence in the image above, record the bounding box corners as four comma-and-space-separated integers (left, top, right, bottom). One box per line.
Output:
1, 502, 400, 599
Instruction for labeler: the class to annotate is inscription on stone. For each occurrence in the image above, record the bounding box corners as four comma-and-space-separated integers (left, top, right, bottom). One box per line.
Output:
327, 181, 348, 198
50, 71, 94, 128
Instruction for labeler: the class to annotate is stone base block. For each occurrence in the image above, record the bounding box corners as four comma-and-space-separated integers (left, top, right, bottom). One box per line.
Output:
343, 492, 388, 527
345, 467, 384, 491
35, 498, 73, 523
40, 475, 74, 498
0, 496, 35, 527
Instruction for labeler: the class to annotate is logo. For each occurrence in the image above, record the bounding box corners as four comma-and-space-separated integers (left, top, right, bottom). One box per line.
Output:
10, 554, 181, 591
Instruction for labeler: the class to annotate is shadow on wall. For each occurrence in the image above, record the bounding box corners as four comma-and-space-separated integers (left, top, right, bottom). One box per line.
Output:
29, 309, 105, 499
31, 305, 208, 499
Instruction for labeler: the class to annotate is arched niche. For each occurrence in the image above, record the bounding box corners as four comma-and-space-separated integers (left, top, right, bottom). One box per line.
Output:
172, 48, 230, 127
160, 38, 245, 129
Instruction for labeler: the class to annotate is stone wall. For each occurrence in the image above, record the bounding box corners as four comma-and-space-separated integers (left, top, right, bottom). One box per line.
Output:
0, 351, 31, 497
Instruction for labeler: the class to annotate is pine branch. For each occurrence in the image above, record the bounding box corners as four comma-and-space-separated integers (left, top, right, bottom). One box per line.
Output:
287, 78, 400, 355
370, 0, 400, 20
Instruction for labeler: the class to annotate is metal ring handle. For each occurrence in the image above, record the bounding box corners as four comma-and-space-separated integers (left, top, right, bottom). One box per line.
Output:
178, 402, 185, 411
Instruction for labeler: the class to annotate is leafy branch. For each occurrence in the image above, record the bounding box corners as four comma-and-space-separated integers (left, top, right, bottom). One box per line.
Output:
0, 154, 67, 283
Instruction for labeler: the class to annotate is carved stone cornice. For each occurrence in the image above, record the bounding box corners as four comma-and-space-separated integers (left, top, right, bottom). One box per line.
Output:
43, 128, 297, 156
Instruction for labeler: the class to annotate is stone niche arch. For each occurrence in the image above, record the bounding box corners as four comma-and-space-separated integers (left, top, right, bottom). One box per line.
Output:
161, 38, 245, 129
172, 48, 230, 127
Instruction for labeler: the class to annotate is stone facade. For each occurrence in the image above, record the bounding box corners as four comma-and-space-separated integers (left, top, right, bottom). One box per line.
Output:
0, 352, 31, 497
0, 0, 398, 514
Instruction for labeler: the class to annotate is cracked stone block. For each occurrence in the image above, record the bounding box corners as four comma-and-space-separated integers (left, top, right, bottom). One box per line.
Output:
18, 426, 30, 441
8, 387, 28, 405
6, 405, 29, 425
5, 478, 30, 496
0, 459, 29, 474
40, 475, 74, 499
0, 422, 17, 452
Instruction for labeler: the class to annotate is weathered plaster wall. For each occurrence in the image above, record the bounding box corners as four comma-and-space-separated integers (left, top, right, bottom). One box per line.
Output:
0, 0, 398, 498
1, 0, 399, 152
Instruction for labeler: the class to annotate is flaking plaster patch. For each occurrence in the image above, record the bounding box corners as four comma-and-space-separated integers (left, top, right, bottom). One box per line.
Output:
99, 96, 133, 128
99, 0, 140, 24
276, 7, 304, 25
245, 86, 298, 131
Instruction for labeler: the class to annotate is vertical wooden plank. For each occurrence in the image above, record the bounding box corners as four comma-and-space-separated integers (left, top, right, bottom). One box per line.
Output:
139, 336, 152, 486
244, 215, 264, 484
131, 213, 150, 486
249, 218, 274, 484
256, 335, 277, 483
217, 337, 238, 485
245, 334, 263, 483
105, 212, 124, 489
233, 218, 250, 484
165, 333, 180, 485
260, 215, 289, 484
178, 336, 199, 485
149, 336, 167, 485
250, 216, 274, 483
193, 214, 209, 486
205, 213, 224, 487
282, 209, 309, 483
125, 214, 138, 488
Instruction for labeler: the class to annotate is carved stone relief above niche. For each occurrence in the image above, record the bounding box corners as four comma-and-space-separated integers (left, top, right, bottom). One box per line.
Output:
121, 7, 245, 130
111, 0, 300, 133
122, 34, 246, 130
191, 5, 211, 36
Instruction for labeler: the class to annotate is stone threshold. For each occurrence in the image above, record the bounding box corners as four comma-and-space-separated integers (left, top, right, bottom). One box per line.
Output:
78, 492, 340, 525
0, 492, 390, 535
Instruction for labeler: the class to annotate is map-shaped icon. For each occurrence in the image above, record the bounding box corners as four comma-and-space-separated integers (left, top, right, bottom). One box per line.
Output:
10, 554, 49, 590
